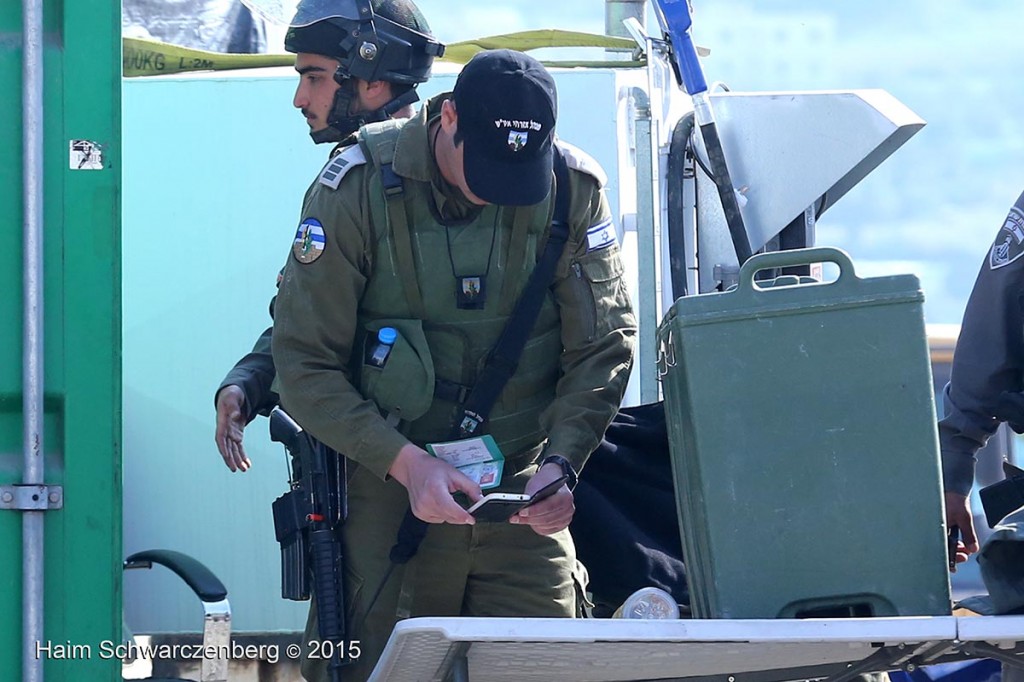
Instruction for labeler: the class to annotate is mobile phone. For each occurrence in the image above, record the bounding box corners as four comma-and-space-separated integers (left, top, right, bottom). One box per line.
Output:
466, 474, 570, 522
519, 474, 570, 510
947, 525, 960, 571
466, 492, 531, 522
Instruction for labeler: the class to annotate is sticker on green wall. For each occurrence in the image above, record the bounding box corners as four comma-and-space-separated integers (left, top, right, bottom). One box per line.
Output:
70, 140, 104, 170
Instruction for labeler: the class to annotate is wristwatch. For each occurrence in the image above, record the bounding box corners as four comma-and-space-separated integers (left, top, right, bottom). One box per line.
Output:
541, 454, 578, 491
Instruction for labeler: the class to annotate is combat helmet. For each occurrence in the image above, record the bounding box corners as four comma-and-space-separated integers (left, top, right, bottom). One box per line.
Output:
285, 0, 444, 142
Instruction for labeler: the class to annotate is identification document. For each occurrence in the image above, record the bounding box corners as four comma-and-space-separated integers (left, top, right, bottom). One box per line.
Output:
427, 435, 505, 489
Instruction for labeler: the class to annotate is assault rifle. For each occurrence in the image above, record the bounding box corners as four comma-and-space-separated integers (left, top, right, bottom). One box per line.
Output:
269, 406, 349, 680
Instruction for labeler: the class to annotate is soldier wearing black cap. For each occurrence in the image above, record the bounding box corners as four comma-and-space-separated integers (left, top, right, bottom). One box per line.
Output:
213, 0, 443, 473
272, 49, 636, 680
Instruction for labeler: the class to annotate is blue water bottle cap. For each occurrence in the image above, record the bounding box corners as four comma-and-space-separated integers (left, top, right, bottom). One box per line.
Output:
377, 327, 398, 345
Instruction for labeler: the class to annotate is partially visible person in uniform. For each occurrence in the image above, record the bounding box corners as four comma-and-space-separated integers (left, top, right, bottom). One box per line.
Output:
272, 49, 636, 681
939, 189, 1024, 567
214, 0, 443, 472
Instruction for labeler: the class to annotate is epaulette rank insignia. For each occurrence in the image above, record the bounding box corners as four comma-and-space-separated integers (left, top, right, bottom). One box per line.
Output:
318, 144, 366, 190
557, 140, 608, 188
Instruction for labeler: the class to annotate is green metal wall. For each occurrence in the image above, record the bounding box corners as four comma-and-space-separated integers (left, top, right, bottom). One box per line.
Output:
0, 0, 121, 679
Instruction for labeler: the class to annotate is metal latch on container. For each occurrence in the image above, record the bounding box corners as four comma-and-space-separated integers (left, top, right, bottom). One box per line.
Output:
657, 329, 676, 378
0, 485, 63, 511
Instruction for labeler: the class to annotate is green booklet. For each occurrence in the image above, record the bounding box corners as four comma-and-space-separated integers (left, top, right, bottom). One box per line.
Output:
426, 434, 505, 489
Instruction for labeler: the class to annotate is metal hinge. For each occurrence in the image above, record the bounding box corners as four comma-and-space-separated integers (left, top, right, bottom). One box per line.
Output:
0, 485, 64, 511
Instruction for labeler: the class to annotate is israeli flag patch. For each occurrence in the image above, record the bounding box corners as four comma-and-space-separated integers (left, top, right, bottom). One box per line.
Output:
586, 218, 617, 252
293, 218, 326, 264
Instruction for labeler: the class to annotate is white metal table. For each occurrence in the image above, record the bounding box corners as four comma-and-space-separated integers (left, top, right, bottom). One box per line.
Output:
368, 616, 1024, 682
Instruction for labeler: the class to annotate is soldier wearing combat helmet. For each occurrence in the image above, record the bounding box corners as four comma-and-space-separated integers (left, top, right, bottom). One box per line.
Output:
214, 0, 443, 471
284, 0, 444, 144
273, 49, 636, 681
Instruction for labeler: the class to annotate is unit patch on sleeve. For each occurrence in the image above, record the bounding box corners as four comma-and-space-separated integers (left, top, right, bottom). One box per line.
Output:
293, 218, 326, 264
586, 218, 617, 252
318, 143, 366, 190
989, 205, 1024, 270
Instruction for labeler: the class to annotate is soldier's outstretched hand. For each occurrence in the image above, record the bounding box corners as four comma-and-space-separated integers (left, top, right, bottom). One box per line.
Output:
215, 385, 252, 472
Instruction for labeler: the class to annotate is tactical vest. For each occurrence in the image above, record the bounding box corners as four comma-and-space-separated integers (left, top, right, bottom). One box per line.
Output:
353, 121, 564, 458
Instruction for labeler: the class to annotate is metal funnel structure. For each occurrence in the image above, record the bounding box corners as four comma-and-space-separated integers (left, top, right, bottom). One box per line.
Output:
691, 89, 925, 257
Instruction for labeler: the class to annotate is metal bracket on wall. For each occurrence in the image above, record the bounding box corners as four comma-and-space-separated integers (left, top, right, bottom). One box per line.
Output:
0, 485, 64, 511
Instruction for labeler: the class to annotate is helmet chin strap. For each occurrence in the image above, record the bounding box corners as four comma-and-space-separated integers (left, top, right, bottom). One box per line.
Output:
309, 77, 359, 144
310, 80, 421, 144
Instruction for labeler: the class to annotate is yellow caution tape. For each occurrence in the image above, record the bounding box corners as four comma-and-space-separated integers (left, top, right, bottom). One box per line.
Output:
123, 29, 645, 78
441, 29, 639, 64
123, 37, 294, 77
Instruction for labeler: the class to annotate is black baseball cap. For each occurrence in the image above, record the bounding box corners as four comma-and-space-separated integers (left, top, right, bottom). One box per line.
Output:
453, 49, 557, 206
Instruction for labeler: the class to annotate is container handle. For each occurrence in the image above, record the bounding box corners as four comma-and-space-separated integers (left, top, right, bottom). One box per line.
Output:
657, 328, 676, 379
736, 247, 856, 294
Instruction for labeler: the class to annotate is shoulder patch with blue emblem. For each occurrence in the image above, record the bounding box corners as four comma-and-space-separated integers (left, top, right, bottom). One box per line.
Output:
318, 144, 366, 190
586, 218, 617, 252
558, 140, 608, 188
990, 205, 1024, 270
293, 218, 326, 264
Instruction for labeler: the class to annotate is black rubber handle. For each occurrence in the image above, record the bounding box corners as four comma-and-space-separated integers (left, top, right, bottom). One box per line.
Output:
124, 549, 228, 602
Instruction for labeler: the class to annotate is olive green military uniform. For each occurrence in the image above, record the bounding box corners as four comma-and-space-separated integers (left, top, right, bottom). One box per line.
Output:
272, 94, 636, 681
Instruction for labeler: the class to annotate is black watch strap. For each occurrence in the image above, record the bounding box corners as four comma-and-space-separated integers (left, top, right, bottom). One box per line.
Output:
541, 454, 578, 491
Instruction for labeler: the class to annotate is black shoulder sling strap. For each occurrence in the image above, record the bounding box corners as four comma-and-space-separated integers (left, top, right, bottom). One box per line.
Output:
388, 145, 573, 565
450, 148, 572, 440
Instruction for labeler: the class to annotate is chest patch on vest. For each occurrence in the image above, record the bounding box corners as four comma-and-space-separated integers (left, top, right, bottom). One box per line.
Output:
990, 206, 1024, 270
558, 141, 608, 188
318, 144, 366, 190
586, 218, 617, 252
293, 218, 326, 264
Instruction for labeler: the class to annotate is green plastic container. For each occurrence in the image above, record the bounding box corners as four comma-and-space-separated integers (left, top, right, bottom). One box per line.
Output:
657, 248, 951, 619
